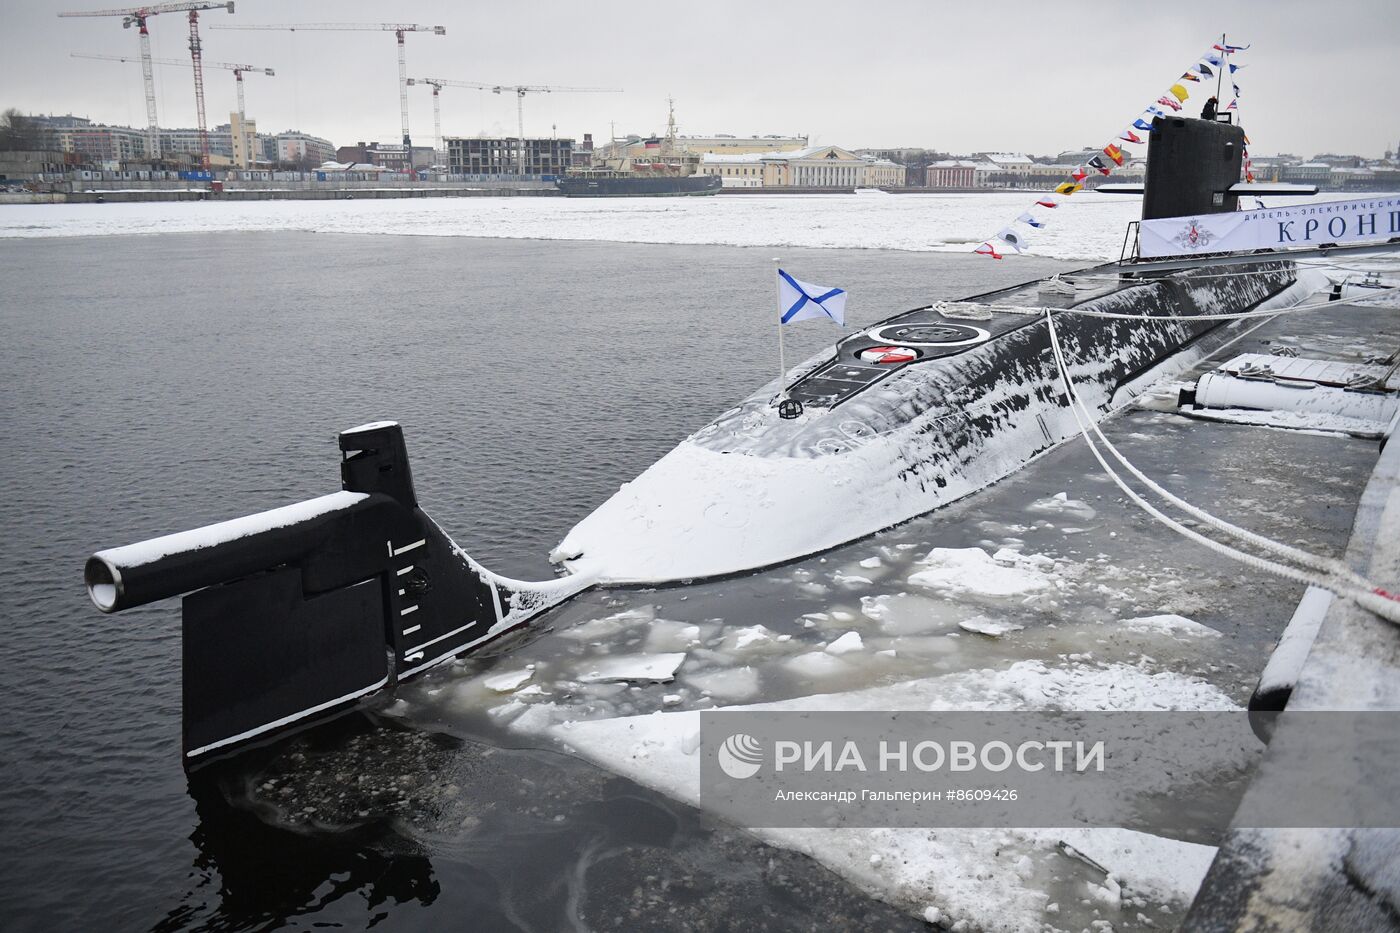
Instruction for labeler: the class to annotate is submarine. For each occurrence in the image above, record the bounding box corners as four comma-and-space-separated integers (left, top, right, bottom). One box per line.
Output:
550, 117, 1324, 582
85, 114, 1349, 763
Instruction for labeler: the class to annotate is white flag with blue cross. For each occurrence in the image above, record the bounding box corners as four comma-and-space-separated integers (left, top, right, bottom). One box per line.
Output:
777, 269, 847, 327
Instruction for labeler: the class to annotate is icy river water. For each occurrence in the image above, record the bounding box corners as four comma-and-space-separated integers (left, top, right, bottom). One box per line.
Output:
0, 220, 1381, 931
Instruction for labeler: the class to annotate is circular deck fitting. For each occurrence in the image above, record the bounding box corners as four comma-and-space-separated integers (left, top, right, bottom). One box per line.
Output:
777, 398, 805, 419
865, 322, 991, 348
858, 345, 920, 365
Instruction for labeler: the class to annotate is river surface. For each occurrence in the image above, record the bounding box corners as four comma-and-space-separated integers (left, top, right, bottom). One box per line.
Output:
0, 233, 1061, 931
0, 231, 1379, 931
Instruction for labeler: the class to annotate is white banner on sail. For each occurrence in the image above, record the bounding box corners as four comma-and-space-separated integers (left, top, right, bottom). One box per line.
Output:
1139, 195, 1400, 258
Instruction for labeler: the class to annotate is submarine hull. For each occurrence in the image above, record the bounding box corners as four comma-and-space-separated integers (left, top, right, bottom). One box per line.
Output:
553, 262, 1326, 584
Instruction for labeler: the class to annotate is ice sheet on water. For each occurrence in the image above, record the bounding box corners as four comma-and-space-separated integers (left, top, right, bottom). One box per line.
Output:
643, 619, 703, 652
557, 606, 655, 642
576, 653, 686, 684
860, 592, 978, 635
991, 547, 1055, 571
1026, 491, 1099, 521
531, 659, 1239, 931
958, 616, 1025, 638
715, 624, 785, 655
0, 192, 1152, 261
825, 631, 864, 655
868, 635, 960, 659
1053, 828, 1216, 908
481, 668, 534, 693
487, 700, 528, 724
1119, 614, 1222, 639
908, 547, 1055, 598
783, 651, 853, 681
684, 666, 761, 701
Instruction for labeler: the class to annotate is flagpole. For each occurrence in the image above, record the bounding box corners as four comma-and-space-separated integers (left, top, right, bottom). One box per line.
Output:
1214, 33, 1226, 109
773, 257, 787, 398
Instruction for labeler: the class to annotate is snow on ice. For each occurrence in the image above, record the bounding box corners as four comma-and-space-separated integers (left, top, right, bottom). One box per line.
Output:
908, 547, 1056, 598
576, 653, 686, 684
526, 661, 1240, 932
0, 192, 1147, 261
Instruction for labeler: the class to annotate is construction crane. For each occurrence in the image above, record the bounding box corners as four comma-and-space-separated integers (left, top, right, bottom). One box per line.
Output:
212, 23, 445, 156
59, 2, 235, 169
405, 77, 484, 168
73, 52, 272, 167
73, 52, 272, 118
410, 78, 621, 175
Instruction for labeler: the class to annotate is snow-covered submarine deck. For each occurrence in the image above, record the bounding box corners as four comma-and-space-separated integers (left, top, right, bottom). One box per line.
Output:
551, 261, 1326, 585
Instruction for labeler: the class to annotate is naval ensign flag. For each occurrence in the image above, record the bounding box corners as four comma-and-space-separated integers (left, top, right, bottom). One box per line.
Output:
777, 268, 847, 326
773, 264, 847, 397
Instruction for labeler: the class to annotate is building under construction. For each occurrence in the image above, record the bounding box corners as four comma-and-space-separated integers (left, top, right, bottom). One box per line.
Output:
445, 137, 573, 176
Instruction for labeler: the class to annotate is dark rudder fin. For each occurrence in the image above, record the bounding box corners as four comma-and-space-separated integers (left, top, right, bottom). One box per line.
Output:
84, 422, 591, 765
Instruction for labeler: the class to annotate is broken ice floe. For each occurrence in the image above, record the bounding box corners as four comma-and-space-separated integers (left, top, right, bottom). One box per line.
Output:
1027, 491, 1099, 521
783, 650, 853, 681
557, 606, 656, 642
908, 547, 1055, 598
684, 665, 761, 701
482, 668, 535, 693
526, 660, 1241, 932
859, 592, 976, 634
576, 653, 686, 684
958, 616, 1025, 638
825, 631, 864, 655
1119, 614, 1222, 639
717, 624, 781, 654
642, 619, 706, 652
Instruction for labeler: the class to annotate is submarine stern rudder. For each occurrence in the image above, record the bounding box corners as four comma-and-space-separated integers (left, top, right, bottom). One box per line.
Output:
85, 421, 578, 765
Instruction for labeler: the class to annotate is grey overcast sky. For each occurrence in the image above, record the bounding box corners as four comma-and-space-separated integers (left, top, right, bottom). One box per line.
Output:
3, 0, 1397, 157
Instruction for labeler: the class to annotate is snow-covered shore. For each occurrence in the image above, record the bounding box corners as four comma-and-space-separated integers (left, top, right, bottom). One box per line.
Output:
1, 191, 1141, 261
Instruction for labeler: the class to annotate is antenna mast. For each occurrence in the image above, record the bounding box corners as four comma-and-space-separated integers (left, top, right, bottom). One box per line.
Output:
1214, 33, 1226, 109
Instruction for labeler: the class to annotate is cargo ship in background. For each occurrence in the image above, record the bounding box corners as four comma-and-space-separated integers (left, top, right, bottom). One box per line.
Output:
557, 100, 722, 197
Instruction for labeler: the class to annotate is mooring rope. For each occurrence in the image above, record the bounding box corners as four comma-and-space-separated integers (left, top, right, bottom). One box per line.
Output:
1056, 284, 1400, 322
1043, 311, 1400, 626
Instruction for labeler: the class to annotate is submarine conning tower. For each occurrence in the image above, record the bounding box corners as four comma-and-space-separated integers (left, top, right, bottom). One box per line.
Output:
1141, 115, 1246, 220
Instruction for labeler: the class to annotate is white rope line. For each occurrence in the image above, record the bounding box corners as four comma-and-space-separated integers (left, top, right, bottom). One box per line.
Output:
909, 287, 1372, 432
895, 280, 1393, 444
1065, 252, 1400, 286
1058, 284, 1400, 321
1045, 313, 1370, 589
1064, 266, 1299, 285
1043, 311, 1400, 626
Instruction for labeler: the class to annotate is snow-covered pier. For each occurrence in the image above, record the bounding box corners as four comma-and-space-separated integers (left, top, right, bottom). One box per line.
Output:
1188, 403, 1400, 929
